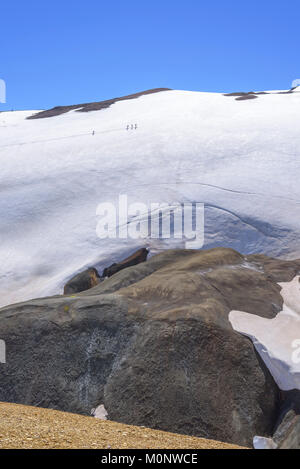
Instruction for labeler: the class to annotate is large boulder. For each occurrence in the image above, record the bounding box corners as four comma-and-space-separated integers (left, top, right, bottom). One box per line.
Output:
1, 247, 299, 446
64, 267, 101, 294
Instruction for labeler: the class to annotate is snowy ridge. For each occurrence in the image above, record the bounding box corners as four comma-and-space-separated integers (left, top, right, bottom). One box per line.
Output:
0, 89, 300, 307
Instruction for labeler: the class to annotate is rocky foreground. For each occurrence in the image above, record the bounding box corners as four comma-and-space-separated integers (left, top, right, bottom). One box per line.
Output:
0, 247, 300, 447
0, 402, 244, 449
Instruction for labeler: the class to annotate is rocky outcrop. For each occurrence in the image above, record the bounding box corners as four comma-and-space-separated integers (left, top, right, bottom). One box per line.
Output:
102, 248, 149, 278
277, 415, 300, 449
0, 248, 299, 446
246, 254, 300, 283
27, 89, 171, 119
255, 408, 300, 449
274, 409, 299, 448
223, 89, 299, 101
64, 267, 101, 294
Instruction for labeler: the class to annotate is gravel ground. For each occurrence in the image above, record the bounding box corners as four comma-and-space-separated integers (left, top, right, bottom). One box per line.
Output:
0, 402, 246, 449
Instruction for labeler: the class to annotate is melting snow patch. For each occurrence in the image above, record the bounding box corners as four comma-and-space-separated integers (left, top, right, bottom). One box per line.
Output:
229, 276, 300, 391
253, 436, 277, 449
91, 404, 108, 420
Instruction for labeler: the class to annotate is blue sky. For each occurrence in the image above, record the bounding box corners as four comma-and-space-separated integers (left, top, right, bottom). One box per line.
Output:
0, 0, 299, 110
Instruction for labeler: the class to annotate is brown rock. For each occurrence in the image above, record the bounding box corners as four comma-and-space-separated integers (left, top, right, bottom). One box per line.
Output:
102, 248, 149, 278
64, 267, 100, 294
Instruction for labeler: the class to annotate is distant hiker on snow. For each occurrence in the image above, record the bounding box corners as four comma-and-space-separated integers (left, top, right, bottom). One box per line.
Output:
126, 124, 137, 130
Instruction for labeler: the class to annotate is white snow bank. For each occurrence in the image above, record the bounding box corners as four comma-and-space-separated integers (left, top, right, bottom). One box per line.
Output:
0, 90, 300, 307
229, 276, 300, 391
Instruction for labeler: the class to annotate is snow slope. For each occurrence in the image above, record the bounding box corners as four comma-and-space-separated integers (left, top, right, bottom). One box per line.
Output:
0, 89, 300, 307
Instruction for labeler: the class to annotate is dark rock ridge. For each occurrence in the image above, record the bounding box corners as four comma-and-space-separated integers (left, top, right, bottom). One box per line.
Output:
224, 91, 268, 97
1, 248, 300, 446
64, 267, 101, 295
102, 248, 149, 278
224, 88, 299, 101
27, 89, 171, 120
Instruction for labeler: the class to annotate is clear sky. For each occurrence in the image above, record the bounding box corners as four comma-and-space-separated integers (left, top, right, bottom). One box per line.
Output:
0, 0, 299, 111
